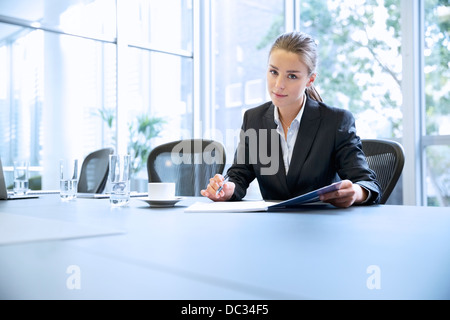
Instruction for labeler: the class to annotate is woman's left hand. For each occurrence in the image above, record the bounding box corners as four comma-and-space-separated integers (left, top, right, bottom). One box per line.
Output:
319, 180, 368, 208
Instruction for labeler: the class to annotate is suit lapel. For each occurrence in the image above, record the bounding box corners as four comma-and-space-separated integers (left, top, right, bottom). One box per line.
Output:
286, 98, 322, 192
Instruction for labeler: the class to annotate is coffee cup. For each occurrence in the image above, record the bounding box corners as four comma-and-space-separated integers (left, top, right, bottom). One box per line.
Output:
148, 182, 176, 200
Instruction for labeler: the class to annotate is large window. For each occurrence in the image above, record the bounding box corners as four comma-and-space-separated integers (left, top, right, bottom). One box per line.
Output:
0, 26, 116, 188
126, 49, 193, 182
0, 0, 194, 191
0, 0, 117, 189
120, 0, 194, 189
423, 0, 449, 206
127, 0, 193, 53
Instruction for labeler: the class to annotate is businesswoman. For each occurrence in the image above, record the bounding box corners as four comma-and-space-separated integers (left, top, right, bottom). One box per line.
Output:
201, 31, 381, 208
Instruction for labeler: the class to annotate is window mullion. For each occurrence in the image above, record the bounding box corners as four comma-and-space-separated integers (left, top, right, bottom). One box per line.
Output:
116, 0, 129, 154
401, 0, 424, 206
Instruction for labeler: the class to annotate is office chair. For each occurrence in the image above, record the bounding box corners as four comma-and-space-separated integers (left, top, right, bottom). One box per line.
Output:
361, 139, 405, 204
147, 139, 226, 196
78, 147, 114, 194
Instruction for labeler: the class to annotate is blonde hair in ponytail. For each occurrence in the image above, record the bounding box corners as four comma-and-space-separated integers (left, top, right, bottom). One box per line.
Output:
306, 85, 322, 102
270, 32, 323, 102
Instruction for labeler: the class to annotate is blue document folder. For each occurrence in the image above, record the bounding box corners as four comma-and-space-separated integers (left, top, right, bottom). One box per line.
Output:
267, 181, 342, 210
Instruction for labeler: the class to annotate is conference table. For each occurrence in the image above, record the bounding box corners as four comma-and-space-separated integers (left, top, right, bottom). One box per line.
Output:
1, 194, 449, 301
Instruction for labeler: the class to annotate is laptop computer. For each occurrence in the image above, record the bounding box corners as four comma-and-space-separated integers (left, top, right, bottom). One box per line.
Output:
0, 158, 38, 200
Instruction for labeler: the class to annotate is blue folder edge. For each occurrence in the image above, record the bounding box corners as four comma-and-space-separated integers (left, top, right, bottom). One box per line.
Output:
267, 181, 342, 210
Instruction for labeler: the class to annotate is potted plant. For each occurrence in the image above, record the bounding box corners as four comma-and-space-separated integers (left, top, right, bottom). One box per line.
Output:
128, 114, 165, 176
96, 108, 166, 190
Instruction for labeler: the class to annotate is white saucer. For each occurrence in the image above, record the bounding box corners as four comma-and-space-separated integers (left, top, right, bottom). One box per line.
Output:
139, 197, 183, 208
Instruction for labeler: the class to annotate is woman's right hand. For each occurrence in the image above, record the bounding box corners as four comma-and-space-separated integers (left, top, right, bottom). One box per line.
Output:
200, 174, 235, 201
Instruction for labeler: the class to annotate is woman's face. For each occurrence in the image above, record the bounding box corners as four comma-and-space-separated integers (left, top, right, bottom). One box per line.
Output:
267, 49, 316, 111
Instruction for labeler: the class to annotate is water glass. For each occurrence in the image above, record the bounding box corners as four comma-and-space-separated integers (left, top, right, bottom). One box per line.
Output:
60, 159, 78, 201
109, 154, 131, 207
13, 160, 30, 195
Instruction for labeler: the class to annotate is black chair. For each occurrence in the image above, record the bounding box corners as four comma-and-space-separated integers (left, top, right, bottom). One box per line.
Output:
78, 147, 114, 194
147, 139, 226, 196
361, 139, 405, 204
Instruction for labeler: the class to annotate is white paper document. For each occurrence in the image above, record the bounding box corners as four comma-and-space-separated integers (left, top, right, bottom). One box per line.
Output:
0, 213, 124, 245
185, 200, 278, 213
77, 192, 148, 199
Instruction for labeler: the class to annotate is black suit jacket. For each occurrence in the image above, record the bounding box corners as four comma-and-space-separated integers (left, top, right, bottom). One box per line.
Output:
227, 96, 381, 204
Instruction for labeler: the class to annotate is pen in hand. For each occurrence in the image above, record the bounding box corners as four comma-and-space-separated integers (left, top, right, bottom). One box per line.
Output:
216, 174, 229, 195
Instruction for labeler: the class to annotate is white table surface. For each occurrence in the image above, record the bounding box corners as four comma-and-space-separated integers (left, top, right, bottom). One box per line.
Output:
1, 194, 450, 300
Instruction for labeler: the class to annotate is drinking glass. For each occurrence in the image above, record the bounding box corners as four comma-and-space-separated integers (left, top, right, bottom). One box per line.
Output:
60, 159, 78, 201
109, 154, 131, 207
13, 160, 30, 195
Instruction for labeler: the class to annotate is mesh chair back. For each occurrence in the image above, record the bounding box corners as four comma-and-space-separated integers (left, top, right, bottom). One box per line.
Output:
361, 139, 405, 204
78, 147, 114, 194
147, 139, 226, 196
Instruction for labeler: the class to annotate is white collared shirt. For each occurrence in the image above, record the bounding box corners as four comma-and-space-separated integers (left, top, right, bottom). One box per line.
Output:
273, 95, 307, 175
